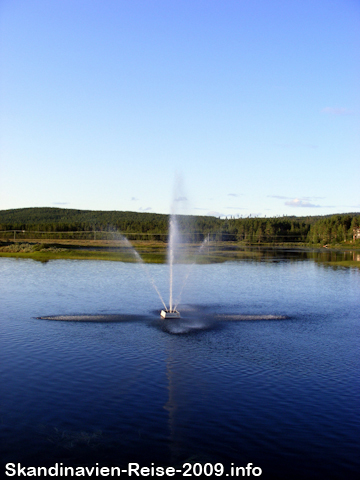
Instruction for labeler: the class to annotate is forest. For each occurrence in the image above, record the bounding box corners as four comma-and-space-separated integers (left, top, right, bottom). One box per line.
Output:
0, 207, 359, 245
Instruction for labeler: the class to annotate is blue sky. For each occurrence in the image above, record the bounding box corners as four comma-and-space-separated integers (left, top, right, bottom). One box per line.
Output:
1, 0, 359, 218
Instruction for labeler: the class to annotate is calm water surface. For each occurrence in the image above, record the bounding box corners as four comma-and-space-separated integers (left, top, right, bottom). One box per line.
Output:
0, 256, 359, 479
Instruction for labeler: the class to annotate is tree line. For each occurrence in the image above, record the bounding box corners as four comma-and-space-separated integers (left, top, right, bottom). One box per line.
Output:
0, 207, 359, 245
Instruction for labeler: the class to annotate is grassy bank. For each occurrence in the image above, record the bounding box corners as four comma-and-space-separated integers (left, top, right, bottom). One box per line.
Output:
0, 241, 359, 268
0, 243, 165, 263
0, 241, 266, 264
0, 247, 245, 264
314, 260, 360, 269
0, 251, 166, 263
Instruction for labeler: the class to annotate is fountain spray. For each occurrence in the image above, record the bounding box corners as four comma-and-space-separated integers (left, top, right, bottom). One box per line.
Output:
161, 215, 180, 318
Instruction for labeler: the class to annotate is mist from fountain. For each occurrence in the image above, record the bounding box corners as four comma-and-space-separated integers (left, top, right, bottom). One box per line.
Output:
115, 180, 205, 317
167, 216, 180, 313
165, 211, 211, 315
173, 235, 209, 311
116, 234, 167, 311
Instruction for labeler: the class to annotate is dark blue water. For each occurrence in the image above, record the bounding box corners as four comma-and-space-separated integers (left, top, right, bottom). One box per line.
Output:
0, 257, 359, 479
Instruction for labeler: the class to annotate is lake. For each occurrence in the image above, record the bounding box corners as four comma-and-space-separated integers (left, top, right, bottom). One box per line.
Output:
0, 254, 359, 479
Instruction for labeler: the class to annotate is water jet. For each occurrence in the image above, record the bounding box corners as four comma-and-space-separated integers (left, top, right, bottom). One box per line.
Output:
160, 215, 182, 319
160, 213, 209, 319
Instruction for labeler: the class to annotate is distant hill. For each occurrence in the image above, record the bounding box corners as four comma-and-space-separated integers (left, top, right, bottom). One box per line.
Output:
0, 207, 166, 226
0, 207, 359, 244
0, 207, 221, 235
1, 206, 358, 226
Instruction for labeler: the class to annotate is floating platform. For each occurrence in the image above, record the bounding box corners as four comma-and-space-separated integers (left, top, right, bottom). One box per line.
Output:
160, 309, 181, 319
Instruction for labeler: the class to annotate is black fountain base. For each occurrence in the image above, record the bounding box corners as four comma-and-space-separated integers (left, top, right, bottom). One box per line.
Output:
160, 309, 181, 319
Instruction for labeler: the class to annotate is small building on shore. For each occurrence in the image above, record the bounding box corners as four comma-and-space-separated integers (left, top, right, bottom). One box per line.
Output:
353, 227, 360, 241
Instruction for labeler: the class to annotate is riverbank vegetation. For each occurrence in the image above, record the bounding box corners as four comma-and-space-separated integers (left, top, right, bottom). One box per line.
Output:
1, 240, 359, 268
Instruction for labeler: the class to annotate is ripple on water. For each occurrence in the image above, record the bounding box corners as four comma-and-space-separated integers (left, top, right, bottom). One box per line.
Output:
37, 314, 151, 322
1, 258, 359, 477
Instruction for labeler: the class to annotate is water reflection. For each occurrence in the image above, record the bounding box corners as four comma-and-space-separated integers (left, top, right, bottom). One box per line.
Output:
179, 244, 360, 269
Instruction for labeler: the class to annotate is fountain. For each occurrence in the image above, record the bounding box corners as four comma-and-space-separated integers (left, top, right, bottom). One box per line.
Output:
116, 215, 183, 319
109, 217, 183, 319
161, 215, 181, 318
160, 213, 211, 319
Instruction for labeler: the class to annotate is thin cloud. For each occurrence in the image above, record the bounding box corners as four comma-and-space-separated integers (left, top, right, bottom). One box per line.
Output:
131, 197, 138, 201
174, 196, 188, 202
268, 195, 289, 200
285, 199, 320, 208
53, 202, 69, 205
302, 196, 325, 201
139, 207, 152, 212
321, 107, 353, 115
270, 195, 331, 208
269, 195, 325, 201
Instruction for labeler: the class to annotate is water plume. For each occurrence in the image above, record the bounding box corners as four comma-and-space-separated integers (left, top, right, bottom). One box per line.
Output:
173, 236, 209, 311
115, 233, 167, 310
167, 215, 181, 313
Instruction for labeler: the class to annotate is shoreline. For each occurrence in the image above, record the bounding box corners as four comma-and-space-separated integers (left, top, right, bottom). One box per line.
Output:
0, 241, 359, 268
